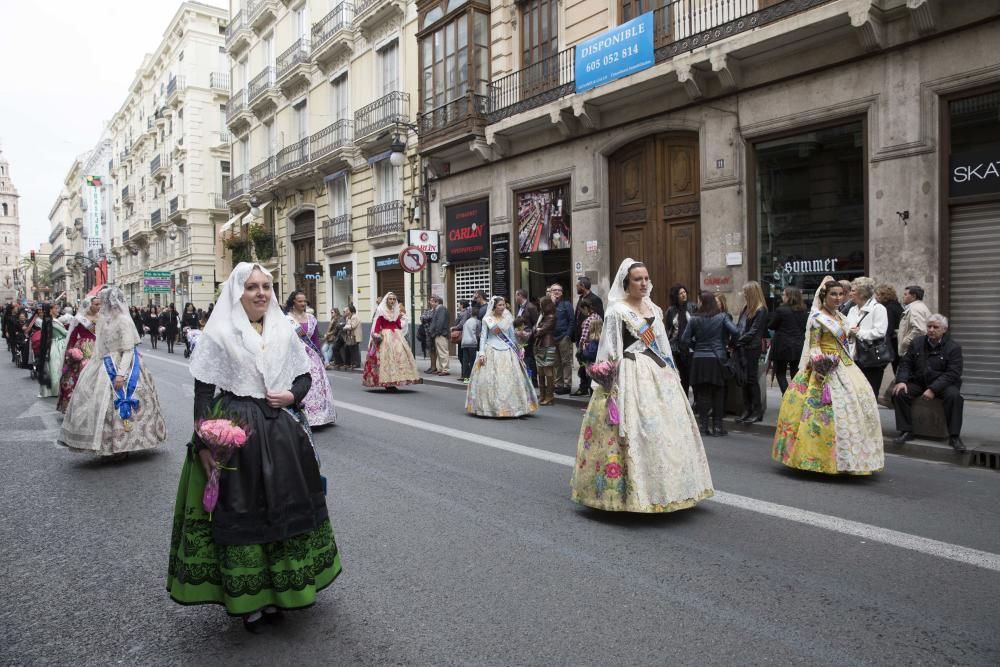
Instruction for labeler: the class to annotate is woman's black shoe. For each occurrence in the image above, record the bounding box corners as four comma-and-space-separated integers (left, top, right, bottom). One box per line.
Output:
243, 614, 267, 634
712, 423, 728, 436
748, 412, 764, 423
262, 608, 285, 625
736, 411, 752, 423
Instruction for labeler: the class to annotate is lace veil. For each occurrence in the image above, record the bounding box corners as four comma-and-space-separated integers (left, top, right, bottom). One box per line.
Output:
596, 258, 673, 365
482, 295, 513, 330
189, 262, 310, 397
797, 274, 837, 370
95, 286, 140, 356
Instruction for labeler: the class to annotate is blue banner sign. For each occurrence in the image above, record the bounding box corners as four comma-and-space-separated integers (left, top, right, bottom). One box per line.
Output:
575, 12, 654, 94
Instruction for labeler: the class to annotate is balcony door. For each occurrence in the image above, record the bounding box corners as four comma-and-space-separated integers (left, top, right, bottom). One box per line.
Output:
619, 0, 671, 48
375, 158, 401, 205
331, 73, 349, 124
519, 0, 559, 98
377, 40, 399, 96
292, 211, 317, 308
609, 133, 701, 305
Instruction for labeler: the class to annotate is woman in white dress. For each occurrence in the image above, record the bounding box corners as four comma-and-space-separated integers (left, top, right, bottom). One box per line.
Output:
466, 296, 538, 418
58, 286, 167, 459
285, 290, 337, 427
570, 259, 714, 513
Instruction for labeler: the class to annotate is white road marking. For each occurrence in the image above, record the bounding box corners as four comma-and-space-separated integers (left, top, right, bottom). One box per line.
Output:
139, 353, 1000, 572
337, 400, 1000, 573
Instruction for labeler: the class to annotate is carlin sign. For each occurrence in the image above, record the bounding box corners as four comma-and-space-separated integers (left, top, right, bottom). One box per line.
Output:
407, 229, 440, 263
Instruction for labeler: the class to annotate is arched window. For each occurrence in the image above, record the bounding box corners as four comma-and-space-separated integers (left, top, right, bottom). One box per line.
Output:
1, 203, 7, 216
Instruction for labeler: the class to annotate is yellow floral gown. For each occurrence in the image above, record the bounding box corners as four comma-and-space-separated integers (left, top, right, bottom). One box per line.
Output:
771, 313, 884, 475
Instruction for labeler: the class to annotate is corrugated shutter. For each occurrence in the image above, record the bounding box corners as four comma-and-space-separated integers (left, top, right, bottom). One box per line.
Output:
949, 201, 1000, 399
454, 261, 491, 303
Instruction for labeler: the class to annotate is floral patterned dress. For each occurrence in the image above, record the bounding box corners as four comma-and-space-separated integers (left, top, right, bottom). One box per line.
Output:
362, 316, 422, 388
289, 314, 337, 427
570, 304, 714, 513
771, 311, 884, 475
57, 318, 97, 413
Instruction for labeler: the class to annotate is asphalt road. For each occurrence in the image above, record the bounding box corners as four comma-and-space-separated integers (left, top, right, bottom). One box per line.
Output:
2, 344, 999, 666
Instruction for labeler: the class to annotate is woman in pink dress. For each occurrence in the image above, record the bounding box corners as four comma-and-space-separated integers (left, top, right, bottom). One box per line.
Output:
285, 291, 337, 427
57, 296, 101, 413
362, 292, 422, 391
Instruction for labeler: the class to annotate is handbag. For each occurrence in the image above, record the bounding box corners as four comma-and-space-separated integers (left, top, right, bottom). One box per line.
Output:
342, 328, 356, 346
853, 311, 894, 368
449, 329, 462, 344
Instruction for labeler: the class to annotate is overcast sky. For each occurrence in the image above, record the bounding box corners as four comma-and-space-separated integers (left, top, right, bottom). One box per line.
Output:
0, 0, 227, 254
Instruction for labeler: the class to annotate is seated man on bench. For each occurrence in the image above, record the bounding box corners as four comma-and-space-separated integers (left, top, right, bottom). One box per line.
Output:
891, 313, 965, 452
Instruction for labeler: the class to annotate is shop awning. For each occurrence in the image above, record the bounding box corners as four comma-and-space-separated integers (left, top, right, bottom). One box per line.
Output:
219, 213, 242, 237
85, 283, 103, 298
243, 200, 271, 225
84, 258, 108, 298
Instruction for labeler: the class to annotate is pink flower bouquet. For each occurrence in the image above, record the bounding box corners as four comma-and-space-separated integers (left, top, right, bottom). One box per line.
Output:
196, 402, 251, 515
587, 360, 621, 425
66, 347, 84, 363
810, 352, 840, 405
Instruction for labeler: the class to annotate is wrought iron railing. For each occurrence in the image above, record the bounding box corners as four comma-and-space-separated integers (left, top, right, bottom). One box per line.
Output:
225, 10, 246, 44
218, 130, 231, 144
167, 75, 185, 98
226, 89, 248, 120
248, 66, 276, 103
168, 195, 180, 216
122, 185, 132, 201
367, 201, 405, 237
487, 48, 575, 123
225, 174, 248, 200
310, 119, 353, 159
250, 157, 275, 190
210, 72, 231, 91
355, 91, 409, 139
150, 154, 162, 175
312, 3, 353, 48
355, 0, 388, 20
151, 209, 162, 227
419, 93, 488, 135
487, 0, 835, 122
322, 214, 353, 248
210, 193, 226, 209
277, 38, 311, 80
122, 230, 130, 243
277, 137, 310, 173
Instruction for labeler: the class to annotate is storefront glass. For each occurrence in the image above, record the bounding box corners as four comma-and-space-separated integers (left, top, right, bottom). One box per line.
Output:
516, 184, 571, 299
755, 121, 865, 304
329, 261, 353, 312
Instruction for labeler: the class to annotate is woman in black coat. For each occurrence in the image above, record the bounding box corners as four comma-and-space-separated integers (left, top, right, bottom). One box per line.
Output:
181, 302, 200, 358
162, 303, 180, 354
683, 291, 739, 436
665, 284, 696, 399
144, 306, 159, 349
767, 286, 809, 394
734, 281, 769, 423
876, 284, 904, 374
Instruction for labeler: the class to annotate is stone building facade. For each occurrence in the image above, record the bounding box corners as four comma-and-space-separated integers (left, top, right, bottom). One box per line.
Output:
415, 0, 1000, 399
105, 2, 231, 308
223, 0, 425, 322
0, 149, 22, 303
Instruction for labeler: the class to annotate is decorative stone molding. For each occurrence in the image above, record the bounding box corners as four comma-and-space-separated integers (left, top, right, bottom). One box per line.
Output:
710, 51, 742, 92
549, 109, 577, 138
850, 2, 884, 52
675, 63, 706, 100
573, 101, 602, 130
906, 0, 935, 35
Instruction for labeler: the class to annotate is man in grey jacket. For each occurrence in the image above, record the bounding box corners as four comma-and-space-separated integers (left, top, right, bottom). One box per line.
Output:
898, 285, 932, 358
427, 295, 451, 376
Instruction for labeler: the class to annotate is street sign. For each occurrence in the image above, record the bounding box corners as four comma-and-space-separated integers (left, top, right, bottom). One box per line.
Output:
143, 270, 172, 294
399, 246, 427, 273
407, 229, 440, 263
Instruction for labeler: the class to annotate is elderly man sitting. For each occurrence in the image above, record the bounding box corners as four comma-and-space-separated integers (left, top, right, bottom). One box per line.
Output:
891, 314, 966, 452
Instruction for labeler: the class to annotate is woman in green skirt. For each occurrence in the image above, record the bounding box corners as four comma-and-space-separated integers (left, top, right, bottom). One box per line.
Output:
167, 262, 342, 632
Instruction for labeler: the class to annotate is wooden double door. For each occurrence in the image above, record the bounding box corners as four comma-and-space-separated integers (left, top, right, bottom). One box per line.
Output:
609, 133, 700, 306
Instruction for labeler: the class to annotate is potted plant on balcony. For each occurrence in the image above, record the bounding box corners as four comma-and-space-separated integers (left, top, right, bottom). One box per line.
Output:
224, 236, 252, 265
248, 222, 274, 261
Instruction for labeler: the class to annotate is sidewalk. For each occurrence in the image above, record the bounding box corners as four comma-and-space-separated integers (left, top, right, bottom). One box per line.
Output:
389, 352, 1000, 468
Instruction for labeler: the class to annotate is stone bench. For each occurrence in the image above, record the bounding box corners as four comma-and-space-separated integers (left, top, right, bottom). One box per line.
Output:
883, 386, 950, 439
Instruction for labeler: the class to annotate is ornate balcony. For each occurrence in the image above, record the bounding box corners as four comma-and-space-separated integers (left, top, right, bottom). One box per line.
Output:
210, 72, 231, 95
151, 208, 162, 228
366, 200, 405, 247
122, 185, 135, 205
355, 91, 409, 145
353, 0, 405, 38
226, 89, 253, 132
276, 137, 310, 175
209, 193, 227, 211
250, 157, 275, 190
418, 93, 488, 154
487, 48, 575, 124
311, 3, 354, 70
150, 153, 168, 180
168, 194, 185, 223
310, 119, 354, 171
226, 10, 251, 55
276, 38, 313, 94
167, 75, 186, 108
248, 0, 280, 33
248, 66, 280, 117
322, 214, 353, 255
225, 174, 248, 202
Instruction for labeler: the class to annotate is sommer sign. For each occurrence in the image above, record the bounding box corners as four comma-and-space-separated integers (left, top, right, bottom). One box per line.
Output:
575, 12, 654, 94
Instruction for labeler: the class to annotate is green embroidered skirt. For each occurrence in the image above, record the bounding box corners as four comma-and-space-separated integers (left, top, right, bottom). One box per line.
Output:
166, 456, 342, 616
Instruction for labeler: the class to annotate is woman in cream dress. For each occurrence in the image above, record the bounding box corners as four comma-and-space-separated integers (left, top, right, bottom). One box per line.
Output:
466, 296, 538, 417
570, 258, 714, 513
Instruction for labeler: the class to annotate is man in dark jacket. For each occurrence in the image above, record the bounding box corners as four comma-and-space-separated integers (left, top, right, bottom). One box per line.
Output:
425, 295, 450, 375
550, 283, 576, 394
515, 289, 539, 388
891, 314, 965, 452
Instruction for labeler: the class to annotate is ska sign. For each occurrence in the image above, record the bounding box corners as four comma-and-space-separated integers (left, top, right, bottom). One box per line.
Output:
445, 199, 489, 263
950, 147, 1000, 198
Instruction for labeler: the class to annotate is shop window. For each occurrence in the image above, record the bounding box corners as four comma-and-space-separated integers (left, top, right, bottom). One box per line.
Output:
754, 121, 866, 304
516, 184, 571, 300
